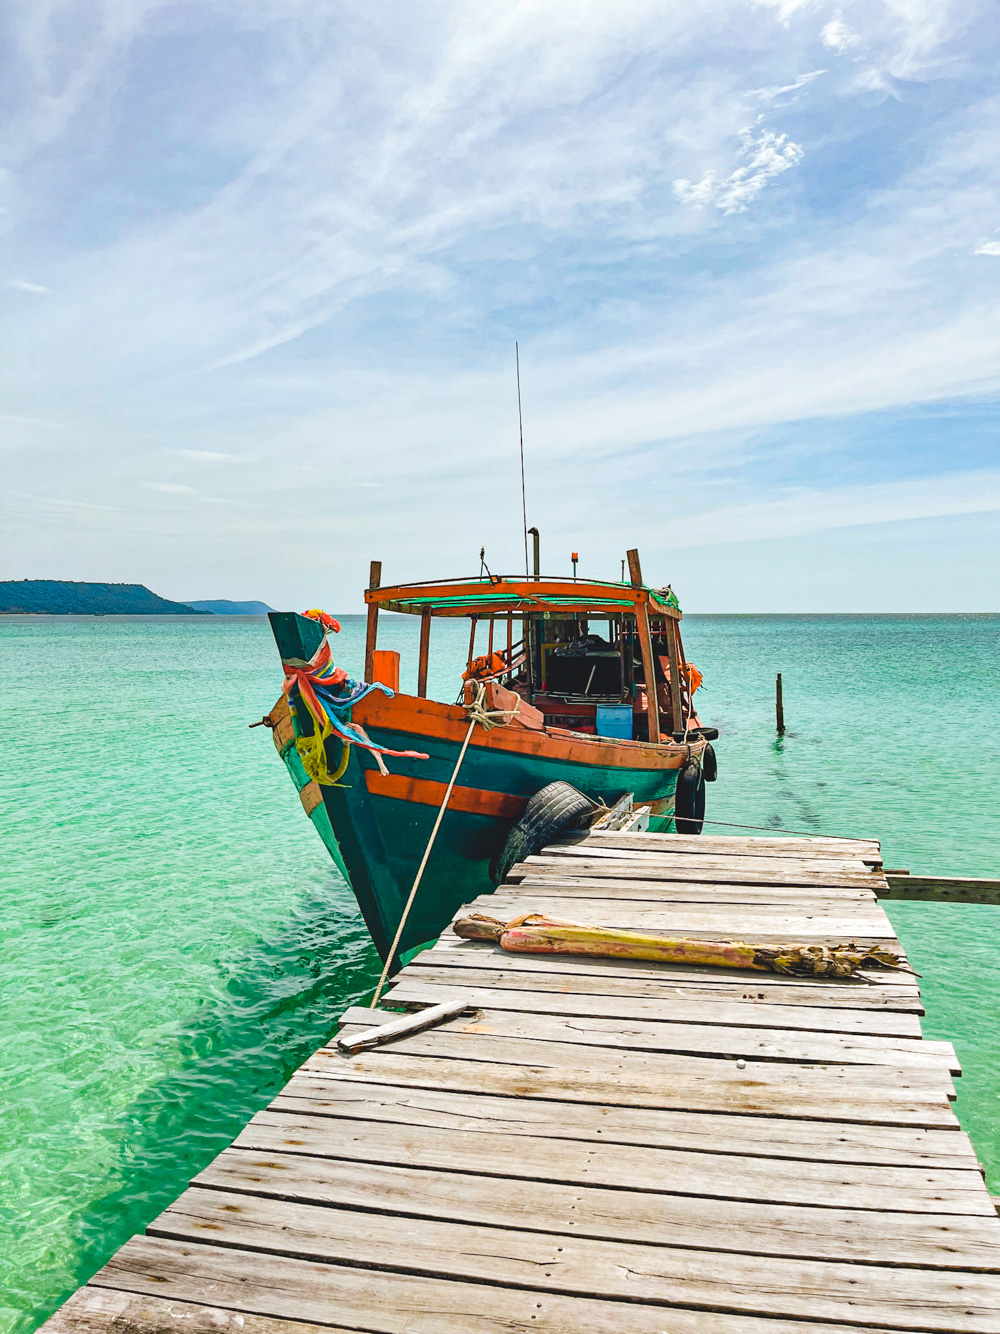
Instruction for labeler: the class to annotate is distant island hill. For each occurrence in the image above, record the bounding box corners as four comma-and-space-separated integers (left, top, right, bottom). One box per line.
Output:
0, 581, 276, 616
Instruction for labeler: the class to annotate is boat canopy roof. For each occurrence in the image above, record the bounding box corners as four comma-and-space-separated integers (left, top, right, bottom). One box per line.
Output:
365, 576, 681, 619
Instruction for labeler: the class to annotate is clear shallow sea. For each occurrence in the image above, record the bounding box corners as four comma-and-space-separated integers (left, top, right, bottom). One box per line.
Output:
1, 612, 998, 1332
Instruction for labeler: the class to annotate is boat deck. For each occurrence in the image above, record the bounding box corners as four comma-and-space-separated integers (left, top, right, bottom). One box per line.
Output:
43, 830, 1000, 1333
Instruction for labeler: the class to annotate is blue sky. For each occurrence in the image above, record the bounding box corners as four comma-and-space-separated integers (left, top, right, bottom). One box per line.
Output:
2, 0, 999, 611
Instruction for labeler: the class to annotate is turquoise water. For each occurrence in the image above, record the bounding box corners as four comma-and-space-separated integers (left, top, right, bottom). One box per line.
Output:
1, 612, 998, 1332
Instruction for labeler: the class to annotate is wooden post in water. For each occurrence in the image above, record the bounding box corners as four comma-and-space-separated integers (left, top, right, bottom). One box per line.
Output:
776, 672, 785, 735
364, 560, 381, 683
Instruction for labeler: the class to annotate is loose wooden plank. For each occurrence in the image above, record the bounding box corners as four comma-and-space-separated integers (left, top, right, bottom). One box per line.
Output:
880, 876, 1000, 905
336, 998, 469, 1052
273, 1074, 975, 1166
304, 1047, 958, 1125
565, 830, 883, 858
87, 1235, 911, 1334
239, 1108, 988, 1214
197, 1146, 1000, 1269
340, 1004, 956, 1072
387, 968, 924, 1033
38, 1290, 362, 1334
150, 1189, 1000, 1330
416, 938, 924, 1003
472, 892, 897, 939
516, 853, 883, 888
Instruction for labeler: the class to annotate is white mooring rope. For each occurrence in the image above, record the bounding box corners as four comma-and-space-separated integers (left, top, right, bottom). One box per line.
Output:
369, 681, 515, 1008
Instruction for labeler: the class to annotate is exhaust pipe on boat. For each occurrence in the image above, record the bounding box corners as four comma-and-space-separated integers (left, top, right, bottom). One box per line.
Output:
528, 526, 540, 579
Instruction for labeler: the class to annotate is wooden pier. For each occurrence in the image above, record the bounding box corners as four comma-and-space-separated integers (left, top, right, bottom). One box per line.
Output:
44, 830, 1000, 1333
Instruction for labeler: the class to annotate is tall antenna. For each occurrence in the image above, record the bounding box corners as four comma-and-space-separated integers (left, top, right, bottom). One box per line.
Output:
516, 341, 529, 577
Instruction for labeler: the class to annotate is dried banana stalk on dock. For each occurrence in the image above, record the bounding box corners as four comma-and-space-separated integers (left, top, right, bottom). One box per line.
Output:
453, 912, 910, 978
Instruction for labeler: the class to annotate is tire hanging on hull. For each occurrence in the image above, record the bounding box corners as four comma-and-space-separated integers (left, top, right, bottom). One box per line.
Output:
490, 781, 598, 885
674, 760, 706, 835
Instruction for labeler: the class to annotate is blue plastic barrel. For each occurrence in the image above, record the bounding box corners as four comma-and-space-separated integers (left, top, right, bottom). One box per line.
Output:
595, 703, 633, 740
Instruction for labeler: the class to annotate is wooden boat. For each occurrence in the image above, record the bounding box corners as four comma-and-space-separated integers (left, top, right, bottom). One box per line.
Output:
263, 548, 715, 965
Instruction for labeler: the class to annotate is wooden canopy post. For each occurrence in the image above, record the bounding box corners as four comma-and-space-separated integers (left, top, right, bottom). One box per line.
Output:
467, 615, 478, 672
673, 620, 691, 734
417, 608, 431, 698
664, 615, 684, 737
364, 560, 381, 683
626, 549, 660, 745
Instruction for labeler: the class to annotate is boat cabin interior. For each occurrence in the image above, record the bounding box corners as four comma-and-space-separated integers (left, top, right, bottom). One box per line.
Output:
364, 548, 707, 746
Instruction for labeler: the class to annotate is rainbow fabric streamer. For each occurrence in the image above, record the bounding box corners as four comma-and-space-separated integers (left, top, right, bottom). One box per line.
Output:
282, 632, 428, 785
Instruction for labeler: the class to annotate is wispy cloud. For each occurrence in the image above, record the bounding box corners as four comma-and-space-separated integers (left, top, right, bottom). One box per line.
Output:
664, 468, 1000, 548
821, 18, 862, 55
674, 121, 804, 214
751, 69, 826, 103
171, 449, 248, 462
974, 241, 1000, 256
5, 277, 49, 294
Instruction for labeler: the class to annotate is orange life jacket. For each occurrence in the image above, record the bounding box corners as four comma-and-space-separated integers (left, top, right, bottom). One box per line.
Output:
463, 651, 508, 681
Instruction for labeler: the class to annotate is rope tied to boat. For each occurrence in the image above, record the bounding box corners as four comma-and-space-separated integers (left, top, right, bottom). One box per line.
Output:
282, 628, 428, 786
462, 683, 523, 731
369, 682, 497, 1008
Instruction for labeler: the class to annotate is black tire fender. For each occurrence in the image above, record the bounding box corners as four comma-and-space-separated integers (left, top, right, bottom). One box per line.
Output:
490, 780, 598, 885
702, 742, 718, 782
674, 760, 706, 835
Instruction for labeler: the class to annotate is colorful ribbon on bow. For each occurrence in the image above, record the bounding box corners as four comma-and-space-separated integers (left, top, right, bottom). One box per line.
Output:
282, 631, 428, 786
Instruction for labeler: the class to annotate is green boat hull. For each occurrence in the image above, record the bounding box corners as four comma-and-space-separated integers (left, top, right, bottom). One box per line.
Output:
274, 702, 680, 963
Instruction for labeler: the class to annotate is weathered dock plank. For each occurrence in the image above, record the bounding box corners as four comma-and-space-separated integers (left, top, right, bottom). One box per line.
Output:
557, 831, 884, 858
514, 852, 884, 887
270, 1075, 979, 1166
336, 1001, 957, 1069
234, 1108, 989, 1213
75, 1235, 930, 1334
146, 1189, 1000, 1330
415, 937, 924, 1002
197, 1147, 1000, 1268
40, 827, 1000, 1334
384, 972, 925, 1033
303, 1045, 959, 1123
320, 1020, 958, 1089
508, 872, 879, 900
473, 891, 896, 935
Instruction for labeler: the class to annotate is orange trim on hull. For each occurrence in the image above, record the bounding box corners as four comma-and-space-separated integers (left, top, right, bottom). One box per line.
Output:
365, 770, 527, 819
353, 692, 700, 771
